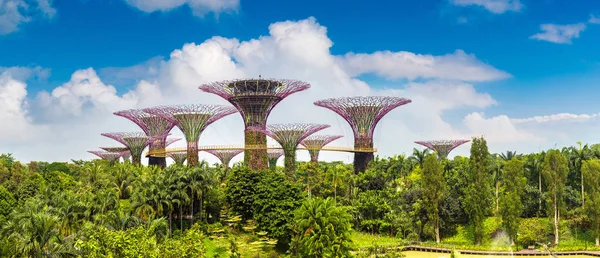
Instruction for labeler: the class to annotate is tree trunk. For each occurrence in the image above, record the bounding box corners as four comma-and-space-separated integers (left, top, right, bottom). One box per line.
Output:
538, 172, 542, 216
180, 207, 183, 230
435, 219, 440, 244
554, 190, 559, 245
199, 193, 203, 222
334, 184, 337, 203
596, 235, 599, 246
190, 191, 194, 224
582, 172, 585, 209
496, 181, 499, 214
169, 213, 172, 234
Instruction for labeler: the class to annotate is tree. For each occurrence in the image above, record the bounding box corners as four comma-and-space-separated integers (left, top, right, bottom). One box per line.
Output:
464, 137, 492, 245
422, 154, 445, 243
289, 198, 352, 258
542, 149, 568, 245
499, 158, 526, 245
568, 142, 590, 208
582, 159, 600, 246
526, 152, 545, 216
253, 171, 303, 247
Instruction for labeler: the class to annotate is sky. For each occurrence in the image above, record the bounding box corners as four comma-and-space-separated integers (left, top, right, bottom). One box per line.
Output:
1, 0, 600, 164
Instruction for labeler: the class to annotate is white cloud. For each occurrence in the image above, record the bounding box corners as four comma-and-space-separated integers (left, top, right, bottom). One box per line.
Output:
530, 23, 586, 44
1, 17, 599, 163
124, 0, 239, 16
451, 0, 523, 14
337, 50, 510, 82
0, 0, 56, 35
589, 14, 600, 24
512, 113, 600, 124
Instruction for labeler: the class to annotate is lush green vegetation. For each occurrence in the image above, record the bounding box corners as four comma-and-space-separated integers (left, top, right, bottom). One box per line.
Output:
2, 137, 600, 257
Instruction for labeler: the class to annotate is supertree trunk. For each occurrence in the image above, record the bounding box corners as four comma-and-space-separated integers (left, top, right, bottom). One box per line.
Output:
132, 152, 142, 166
148, 139, 167, 168
187, 141, 199, 167
268, 158, 278, 171
308, 149, 320, 163
245, 129, 268, 170
283, 149, 296, 179
354, 137, 373, 174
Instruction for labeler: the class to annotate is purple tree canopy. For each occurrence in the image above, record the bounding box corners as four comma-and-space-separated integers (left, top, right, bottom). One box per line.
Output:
199, 78, 310, 128
314, 96, 411, 142
248, 123, 330, 151
414, 140, 470, 158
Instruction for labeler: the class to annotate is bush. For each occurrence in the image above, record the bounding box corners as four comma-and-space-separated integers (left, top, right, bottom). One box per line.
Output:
289, 197, 353, 257
225, 168, 263, 220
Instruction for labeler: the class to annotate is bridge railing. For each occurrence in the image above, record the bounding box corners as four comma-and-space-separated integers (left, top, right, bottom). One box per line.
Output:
145, 145, 377, 157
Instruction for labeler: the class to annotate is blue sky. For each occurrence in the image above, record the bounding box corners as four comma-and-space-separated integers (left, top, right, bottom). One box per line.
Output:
2, 0, 600, 115
1, 0, 600, 162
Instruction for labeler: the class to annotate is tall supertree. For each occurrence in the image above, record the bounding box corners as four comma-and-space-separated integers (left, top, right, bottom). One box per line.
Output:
113, 109, 178, 168
101, 132, 159, 166
314, 96, 412, 173
249, 123, 329, 178
167, 152, 188, 166
100, 147, 131, 162
414, 140, 470, 159
88, 150, 127, 166
267, 149, 284, 171
144, 104, 237, 167
300, 135, 343, 163
199, 78, 311, 170
204, 149, 244, 168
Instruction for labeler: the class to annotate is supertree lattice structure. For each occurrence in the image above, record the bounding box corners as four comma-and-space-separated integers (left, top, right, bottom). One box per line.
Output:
414, 140, 470, 159
314, 96, 411, 173
267, 149, 284, 171
167, 152, 188, 166
114, 109, 178, 168
199, 78, 311, 170
204, 149, 244, 168
101, 132, 159, 166
88, 150, 127, 166
249, 123, 329, 178
143, 104, 237, 167
100, 147, 131, 162
300, 135, 343, 163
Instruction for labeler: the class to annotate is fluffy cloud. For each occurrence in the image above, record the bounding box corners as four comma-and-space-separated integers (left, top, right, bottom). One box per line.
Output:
337, 50, 510, 82
0, 0, 56, 35
451, 0, 523, 14
530, 23, 586, 44
1, 17, 598, 163
123, 0, 239, 16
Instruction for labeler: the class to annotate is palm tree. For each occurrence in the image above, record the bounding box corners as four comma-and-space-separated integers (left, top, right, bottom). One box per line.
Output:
499, 150, 518, 161
568, 142, 591, 208
526, 152, 545, 216
410, 148, 430, 168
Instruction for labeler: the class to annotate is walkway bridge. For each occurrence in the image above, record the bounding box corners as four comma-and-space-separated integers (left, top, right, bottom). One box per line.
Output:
146, 145, 377, 157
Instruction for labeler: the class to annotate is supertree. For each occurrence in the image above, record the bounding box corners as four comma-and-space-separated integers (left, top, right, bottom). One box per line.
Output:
414, 140, 470, 159
167, 152, 188, 166
113, 109, 178, 168
101, 132, 160, 166
204, 149, 244, 168
143, 104, 237, 167
249, 123, 329, 178
199, 78, 311, 170
100, 147, 131, 162
300, 135, 343, 163
267, 149, 284, 171
88, 150, 127, 166
314, 96, 412, 173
